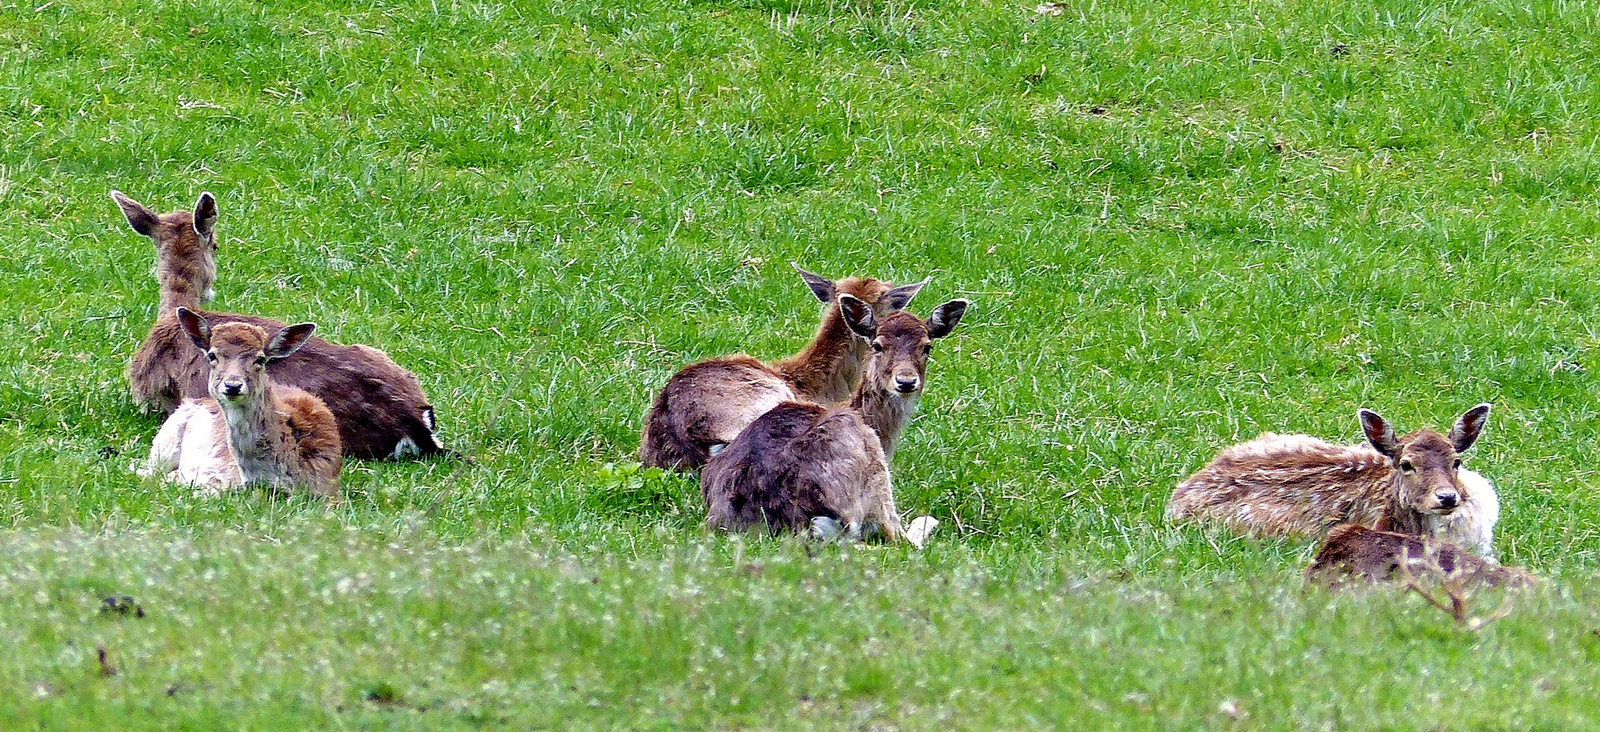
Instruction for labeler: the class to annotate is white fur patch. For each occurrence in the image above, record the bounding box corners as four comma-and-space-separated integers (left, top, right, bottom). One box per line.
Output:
810, 516, 844, 542
707, 443, 726, 457
144, 399, 241, 491
904, 516, 939, 548
1443, 469, 1500, 556
393, 437, 421, 460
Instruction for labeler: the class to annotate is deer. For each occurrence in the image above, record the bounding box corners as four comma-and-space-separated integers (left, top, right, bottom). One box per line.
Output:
700, 296, 968, 546
1167, 405, 1500, 555
1304, 524, 1534, 589
142, 308, 341, 498
112, 190, 447, 461
639, 264, 928, 473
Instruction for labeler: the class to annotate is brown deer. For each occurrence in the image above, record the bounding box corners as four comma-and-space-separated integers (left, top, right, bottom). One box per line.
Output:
113, 190, 446, 460
1304, 524, 1534, 589
701, 297, 968, 545
639, 264, 927, 472
143, 309, 341, 498
1168, 405, 1499, 555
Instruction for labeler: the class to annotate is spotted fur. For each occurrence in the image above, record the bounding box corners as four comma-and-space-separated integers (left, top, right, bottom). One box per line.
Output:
1168, 405, 1499, 554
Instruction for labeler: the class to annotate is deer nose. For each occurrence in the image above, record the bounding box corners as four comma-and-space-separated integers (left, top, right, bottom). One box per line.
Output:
221, 381, 245, 397
894, 376, 920, 393
1436, 491, 1460, 510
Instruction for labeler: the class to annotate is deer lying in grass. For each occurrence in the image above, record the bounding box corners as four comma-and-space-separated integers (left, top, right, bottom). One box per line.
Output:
1304, 524, 1534, 589
142, 308, 341, 498
1168, 405, 1499, 555
113, 190, 446, 460
701, 296, 968, 545
639, 265, 927, 472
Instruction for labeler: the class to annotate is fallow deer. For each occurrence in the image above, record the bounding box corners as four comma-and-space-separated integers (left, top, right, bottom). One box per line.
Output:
143, 309, 341, 498
639, 264, 927, 472
1304, 524, 1533, 589
1168, 405, 1499, 555
701, 296, 968, 545
113, 190, 446, 460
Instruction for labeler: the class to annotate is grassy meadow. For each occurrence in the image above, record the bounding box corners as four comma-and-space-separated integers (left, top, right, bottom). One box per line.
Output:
4, 0, 1600, 726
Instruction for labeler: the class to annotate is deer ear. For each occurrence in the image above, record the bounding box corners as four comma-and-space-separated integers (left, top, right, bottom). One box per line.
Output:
838, 294, 876, 340
266, 323, 316, 361
1449, 403, 1492, 453
793, 263, 834, 303
1358, 408, 1399, 459
883, 277, 928, 311
111, 190, 159, 237
193, 192, 217, 238
926, 299, 968, 339
176, 307, 211, 351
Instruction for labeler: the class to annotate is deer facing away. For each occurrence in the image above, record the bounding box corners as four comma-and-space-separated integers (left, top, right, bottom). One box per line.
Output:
113, 190, 446, 461
701, 296, 967, 545
639, 264, 927, 473
143, 308, 341, 498
1167, 405, 1499, 555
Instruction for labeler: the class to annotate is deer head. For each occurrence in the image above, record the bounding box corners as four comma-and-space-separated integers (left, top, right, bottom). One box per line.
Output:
792, 263, 927, 318
176, 308, 315, 406
112, 190, 220, 306
840, 296, 969, 398
1359, 404, 1492, 519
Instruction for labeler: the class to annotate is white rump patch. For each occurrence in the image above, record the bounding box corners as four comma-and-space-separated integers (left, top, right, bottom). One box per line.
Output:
904, 516, 939, 549
393, 437, 421, 460
810, 516, 844, 542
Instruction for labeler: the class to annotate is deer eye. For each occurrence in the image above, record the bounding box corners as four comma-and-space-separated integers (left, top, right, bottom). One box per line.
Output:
1398, 459, 1415, 472
205, 352, 217, 363
922, 343, 933, 355
254, 356, 268, 367
871, 342, 884, 353
1453, 459, 1462, 469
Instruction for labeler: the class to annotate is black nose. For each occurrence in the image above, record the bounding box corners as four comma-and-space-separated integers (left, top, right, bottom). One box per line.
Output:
1436, 491, 1459, 510
222, 382, 243, 397
894, 377, 919, 393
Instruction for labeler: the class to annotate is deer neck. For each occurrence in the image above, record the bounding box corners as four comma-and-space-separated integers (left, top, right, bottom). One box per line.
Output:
218, 384, 291, 486
850, 379, 919, 462
156, 249, 214, 313
157, 271, 208, 313
773, 306, 865, 403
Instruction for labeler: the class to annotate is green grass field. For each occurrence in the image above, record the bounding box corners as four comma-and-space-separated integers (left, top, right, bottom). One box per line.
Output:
5, 0, 1600, 727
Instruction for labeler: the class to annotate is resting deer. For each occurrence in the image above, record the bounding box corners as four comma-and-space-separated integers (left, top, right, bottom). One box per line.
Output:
143, 308, 341, 498
113, 190, 446, 460
1304, 524, 1533, 589
701, 296, 968, 545
1168, 405, 1499, 555
639, 264, 927, 472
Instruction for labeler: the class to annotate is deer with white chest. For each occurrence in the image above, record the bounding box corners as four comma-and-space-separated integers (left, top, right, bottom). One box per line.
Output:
113, 190, 446, 461
1167, 405, 1500, 555
143, 309, 342, 498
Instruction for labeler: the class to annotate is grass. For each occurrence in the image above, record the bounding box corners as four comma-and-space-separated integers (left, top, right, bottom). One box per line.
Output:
3, 0, 1600, 726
